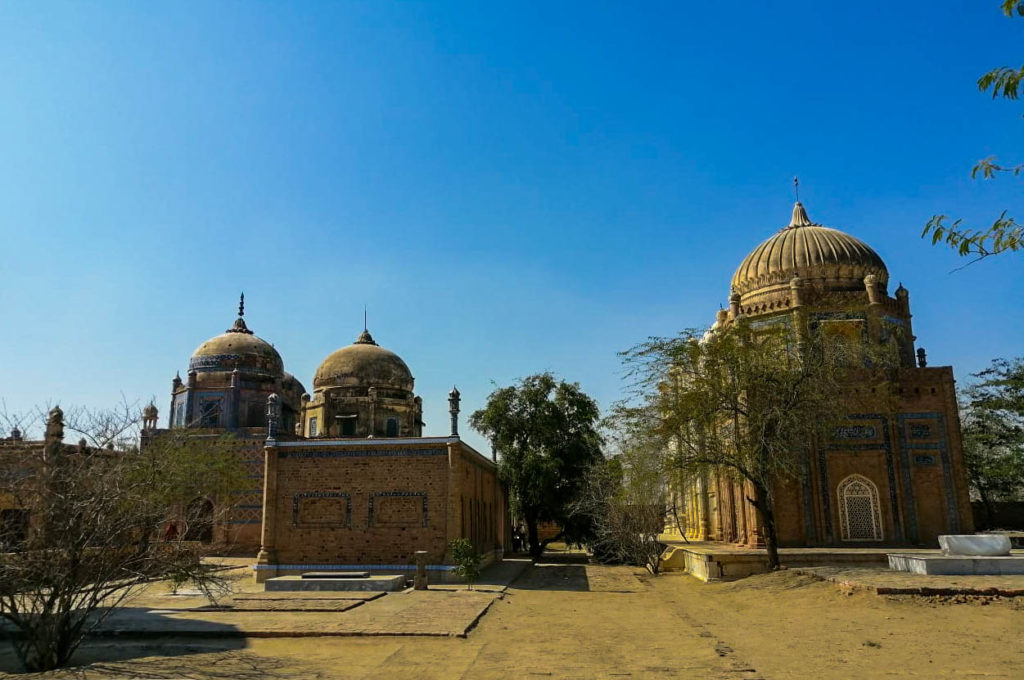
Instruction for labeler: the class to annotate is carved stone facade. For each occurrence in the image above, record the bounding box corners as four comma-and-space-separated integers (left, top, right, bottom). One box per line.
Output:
666, 202, 974, 548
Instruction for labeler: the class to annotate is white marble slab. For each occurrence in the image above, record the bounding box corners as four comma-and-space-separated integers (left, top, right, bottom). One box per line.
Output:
938, 534, 1012, 556
888, 553, 1024, 575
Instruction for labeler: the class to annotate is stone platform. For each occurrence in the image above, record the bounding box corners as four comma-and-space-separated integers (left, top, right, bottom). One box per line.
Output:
659, 540, 937, 582
887, 553, 1024, 576
265, 574, 407, 592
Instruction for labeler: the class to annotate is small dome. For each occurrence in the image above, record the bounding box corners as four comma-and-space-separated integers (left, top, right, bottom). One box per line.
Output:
280, 372, 307, 398
313, 329, 414, 391
189, 296, 284, 377
731, 202, 888, 300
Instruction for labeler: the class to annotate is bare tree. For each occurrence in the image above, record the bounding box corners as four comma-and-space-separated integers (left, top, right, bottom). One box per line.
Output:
0, 404, 244, 672
618, 321, 896, 570
575, 435, 667, 574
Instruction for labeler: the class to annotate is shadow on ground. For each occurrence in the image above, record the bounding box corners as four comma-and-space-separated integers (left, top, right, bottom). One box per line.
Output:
512, 564, 591, 592
0, 608, 247, 676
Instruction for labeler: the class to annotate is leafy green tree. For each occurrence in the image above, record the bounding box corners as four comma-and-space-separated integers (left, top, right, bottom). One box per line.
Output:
618, 322, 894, 570
447, 538, 483, 589
960, 358, 1024, 527
469, 373, 604, 560
923, 0, 1024, 264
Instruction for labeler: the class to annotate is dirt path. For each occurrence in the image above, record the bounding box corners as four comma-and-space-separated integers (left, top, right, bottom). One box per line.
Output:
1, 564, 1020, 678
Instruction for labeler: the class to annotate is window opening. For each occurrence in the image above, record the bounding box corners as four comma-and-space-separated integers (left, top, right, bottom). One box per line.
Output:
198, 398, 222, 427
838, 475, 883, 541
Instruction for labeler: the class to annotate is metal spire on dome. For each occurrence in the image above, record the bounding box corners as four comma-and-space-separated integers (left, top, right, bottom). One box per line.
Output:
786, 177, 816, 228
226, 292, 253, 334
354, 306, 377, 345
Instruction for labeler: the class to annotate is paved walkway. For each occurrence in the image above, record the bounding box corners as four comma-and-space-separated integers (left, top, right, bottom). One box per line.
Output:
82, 559, 530, 638
94, 589, 501, 638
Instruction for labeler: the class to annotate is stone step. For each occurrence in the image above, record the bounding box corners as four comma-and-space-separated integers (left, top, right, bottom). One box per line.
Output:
265, 574, 407, 592
301, 571, 371, 579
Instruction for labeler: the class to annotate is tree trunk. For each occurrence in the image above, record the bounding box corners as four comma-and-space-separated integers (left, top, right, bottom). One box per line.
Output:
526, 514, 543, 560
749, 484, 781, 571
979, 488, 996, 530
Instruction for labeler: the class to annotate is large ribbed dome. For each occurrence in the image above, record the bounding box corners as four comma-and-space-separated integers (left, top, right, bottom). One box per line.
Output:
731, 202, 888, 299
188, 296, 284, 377
313, 330, 414, 391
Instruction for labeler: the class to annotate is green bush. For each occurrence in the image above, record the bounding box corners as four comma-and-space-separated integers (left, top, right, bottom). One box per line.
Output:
448, 538, 483, 589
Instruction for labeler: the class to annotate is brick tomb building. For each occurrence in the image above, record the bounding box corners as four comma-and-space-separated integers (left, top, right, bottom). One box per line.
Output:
666, 201, 974, 548
150, 299, 506, 580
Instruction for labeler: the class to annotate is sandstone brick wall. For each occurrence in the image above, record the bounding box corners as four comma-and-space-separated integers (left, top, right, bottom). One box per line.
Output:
770, 366, 973, 548
452, 445, 506, 554
265, 439, 504, 567
690, 366, 974, 549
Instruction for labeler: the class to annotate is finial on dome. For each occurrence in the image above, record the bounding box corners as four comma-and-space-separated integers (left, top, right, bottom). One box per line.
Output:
794, 176, 800, 202
355, 328, 377, 345
789, 201, 813, 228
226, 293, 254, 334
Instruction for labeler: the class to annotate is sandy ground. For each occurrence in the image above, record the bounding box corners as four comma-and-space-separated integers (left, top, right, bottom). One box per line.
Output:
667, 570, 1023, 680
1, 561, 1021, 679
793, 565, 1024, 595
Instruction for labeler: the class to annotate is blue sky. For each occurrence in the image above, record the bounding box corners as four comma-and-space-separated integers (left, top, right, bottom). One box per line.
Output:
0, 1, 1021, 453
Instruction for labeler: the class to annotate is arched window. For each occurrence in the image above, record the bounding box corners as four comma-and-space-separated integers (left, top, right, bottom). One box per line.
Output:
838, 475, 883, 541
385, 417, 399, 437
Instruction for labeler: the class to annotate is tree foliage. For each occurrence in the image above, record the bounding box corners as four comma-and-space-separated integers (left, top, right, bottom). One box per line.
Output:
0, 404, 244, 672
922, 0, 1024, 264
617, 321, 895, 569
447, 538, 483, 589
960, 358, 1024, 528
574, 433, 666, 574
469, 373, 604, 560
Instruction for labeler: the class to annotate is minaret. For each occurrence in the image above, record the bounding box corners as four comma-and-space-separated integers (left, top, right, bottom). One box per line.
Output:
265, 393, 281, 443
43, 406, 64, 464
895, 283, 917, 367
448, 386, 461, 438
170, 372, 182, 428
729, 290, 741, 319
142, 403, 159, 430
